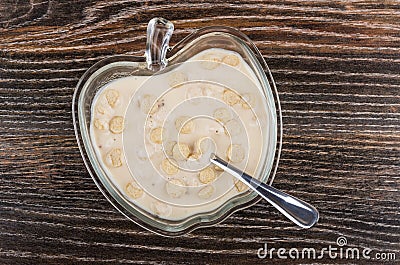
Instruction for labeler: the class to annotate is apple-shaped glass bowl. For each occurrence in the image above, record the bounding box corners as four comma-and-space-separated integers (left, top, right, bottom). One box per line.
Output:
72, 18, 282, 236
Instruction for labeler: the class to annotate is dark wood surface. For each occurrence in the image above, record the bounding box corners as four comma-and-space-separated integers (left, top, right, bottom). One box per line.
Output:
1, 1, 399, 264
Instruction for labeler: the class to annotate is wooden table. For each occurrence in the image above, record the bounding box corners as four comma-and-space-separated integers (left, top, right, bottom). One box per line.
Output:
1, 1, 399, 264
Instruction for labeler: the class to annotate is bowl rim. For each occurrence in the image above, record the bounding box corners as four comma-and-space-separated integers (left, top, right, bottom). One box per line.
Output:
72, 25, 283, 237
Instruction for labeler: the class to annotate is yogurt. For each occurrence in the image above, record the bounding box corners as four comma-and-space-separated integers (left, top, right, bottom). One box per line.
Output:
90, 48, 272, 220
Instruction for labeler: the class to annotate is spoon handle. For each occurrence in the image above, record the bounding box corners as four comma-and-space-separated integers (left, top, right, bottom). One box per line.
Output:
211, 155, 319, 228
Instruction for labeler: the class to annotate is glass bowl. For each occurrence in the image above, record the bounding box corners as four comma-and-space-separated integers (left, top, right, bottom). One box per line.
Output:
72, 18, 282, 236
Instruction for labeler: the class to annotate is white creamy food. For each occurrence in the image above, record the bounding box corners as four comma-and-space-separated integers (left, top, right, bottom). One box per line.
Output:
90, 48, 272, 220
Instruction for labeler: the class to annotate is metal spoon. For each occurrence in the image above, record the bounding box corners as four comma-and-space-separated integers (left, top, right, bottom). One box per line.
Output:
210, 154, 319, 228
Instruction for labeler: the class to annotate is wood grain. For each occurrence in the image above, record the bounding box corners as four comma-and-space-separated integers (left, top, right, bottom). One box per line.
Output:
1, 0, 399, 264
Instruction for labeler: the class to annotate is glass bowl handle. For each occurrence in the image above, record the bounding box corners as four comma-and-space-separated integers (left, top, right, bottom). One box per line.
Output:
145, 17, 174, 71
